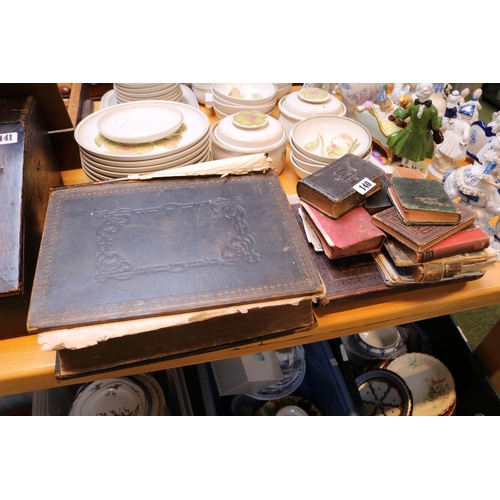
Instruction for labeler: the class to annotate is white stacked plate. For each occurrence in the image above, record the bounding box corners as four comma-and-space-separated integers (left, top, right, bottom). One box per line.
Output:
114, 83, 183, 104
68, 374, 168, 416
212, 83, 277, 120
74, 100, 211, 181
288, 115, 373, 178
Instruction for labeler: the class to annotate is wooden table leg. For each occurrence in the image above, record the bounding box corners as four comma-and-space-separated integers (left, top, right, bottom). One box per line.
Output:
475, 318, 500, 390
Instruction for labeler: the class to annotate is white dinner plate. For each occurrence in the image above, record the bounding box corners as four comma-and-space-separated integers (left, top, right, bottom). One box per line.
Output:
96, 102, 183, 144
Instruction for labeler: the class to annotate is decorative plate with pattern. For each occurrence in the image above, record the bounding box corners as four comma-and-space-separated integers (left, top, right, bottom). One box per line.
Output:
356, 369, 413, 416
387, 353, 456, 416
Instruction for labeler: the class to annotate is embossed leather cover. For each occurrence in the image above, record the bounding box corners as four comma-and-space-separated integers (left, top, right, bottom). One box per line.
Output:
28, 171, 324, 338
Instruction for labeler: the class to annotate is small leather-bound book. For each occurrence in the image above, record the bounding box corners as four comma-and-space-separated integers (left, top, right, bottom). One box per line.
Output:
300, 202, 386, 260
388, 177, 461, 225
28, 170, 325, 372
296, 153, 385, 219
372, 204, 476, 253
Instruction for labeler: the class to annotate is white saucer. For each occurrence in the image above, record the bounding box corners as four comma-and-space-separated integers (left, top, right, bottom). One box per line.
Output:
69, 378, 150, 416
96, 102, 184, 144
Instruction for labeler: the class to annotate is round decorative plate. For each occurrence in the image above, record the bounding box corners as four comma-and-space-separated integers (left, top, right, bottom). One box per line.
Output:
246, 360, 306, 401
256, 395, 322, 416
130, 374, 168, 416
356, 369, 413, 416
75, 101, 210, 161
387, 353, 456, 416
96, 102, 183, 144
69, 378, 150, 416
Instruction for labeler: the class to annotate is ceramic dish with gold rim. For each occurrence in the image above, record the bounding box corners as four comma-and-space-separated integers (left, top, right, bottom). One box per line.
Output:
387, 353, 456, 416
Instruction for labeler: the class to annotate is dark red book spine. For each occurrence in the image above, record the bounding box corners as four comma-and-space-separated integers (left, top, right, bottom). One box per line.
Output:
413, 227, 490, 262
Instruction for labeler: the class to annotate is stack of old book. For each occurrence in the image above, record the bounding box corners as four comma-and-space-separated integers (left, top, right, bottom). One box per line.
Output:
296, 154, 387, 260
371, 171, 496, 285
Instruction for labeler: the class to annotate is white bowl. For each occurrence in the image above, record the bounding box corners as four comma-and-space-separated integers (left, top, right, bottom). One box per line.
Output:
212, 95, 276, 115
213, 83, 277, 105
215, 111, 285, 149
275, 83, 292, 100
210, 121, 287, 174
191, 84, 214, 107
282, 89, 346, 119
290, 151, 324, 174
290, 115, 372, 163
289, 153, 311, 179
213, 104, 229, 120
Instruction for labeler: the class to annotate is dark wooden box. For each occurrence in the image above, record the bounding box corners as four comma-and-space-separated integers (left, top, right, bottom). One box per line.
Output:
0, 94, 62, 339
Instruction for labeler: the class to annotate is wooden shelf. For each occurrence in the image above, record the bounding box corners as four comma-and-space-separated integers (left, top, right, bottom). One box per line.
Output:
1, 85, 499, 397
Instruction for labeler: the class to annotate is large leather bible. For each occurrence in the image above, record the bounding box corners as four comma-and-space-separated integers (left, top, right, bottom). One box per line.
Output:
28, 170, 325, 371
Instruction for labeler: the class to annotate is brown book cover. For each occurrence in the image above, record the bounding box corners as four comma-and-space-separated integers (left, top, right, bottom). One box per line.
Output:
0, 94, 62, 341
388, 177, 460, 225
383, 238, 497, 283
55, 300, 317, 379
28, 171, 325, 355
296, 153, 385, 219
396, 225, 490, 263
371, 204, 476, 252
362, 174, 393, 215
391, 166, 426, 179
300, 203, 385, 260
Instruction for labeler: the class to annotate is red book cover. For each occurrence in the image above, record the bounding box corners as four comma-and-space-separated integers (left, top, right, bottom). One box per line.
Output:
406, 225, 491, 263
300, 202, 386, 260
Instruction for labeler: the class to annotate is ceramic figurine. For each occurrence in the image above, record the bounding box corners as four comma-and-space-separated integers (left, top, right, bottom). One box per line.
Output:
443, 134, 500, 253
390, 83, 411, 103
429, 107, 472, 179
458, 88, 483, 123
442, 88, 470, 128
488, 111, 500, 134
386, 83, 443, 173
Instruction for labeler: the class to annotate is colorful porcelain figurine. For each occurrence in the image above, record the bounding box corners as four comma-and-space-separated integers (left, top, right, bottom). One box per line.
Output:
429, 107, 472, 178
443, 134, 500, 253
386, 83, 443, 172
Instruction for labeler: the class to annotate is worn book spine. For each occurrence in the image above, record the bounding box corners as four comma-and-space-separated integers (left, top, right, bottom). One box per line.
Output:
55, 299, 317, 379
407, 226, 490, 263
409, 248, 497, 283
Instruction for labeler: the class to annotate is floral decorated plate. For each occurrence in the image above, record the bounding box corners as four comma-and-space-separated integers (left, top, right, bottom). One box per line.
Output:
69, 377, 150, 416
214, 111, 285, 149
356, 369, 413, 416
75, 101, 210, 161
289, 115, 372, 163
96, 102, 184, 144
387, 353, 456, 416
282, 90, 346, 118
256, 395, 321, 416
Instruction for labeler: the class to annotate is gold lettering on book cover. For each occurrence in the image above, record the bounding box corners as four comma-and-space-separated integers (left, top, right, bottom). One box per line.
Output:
331, 164, 360, 184
93, 197, 260, 282
414, 196, 449, 207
